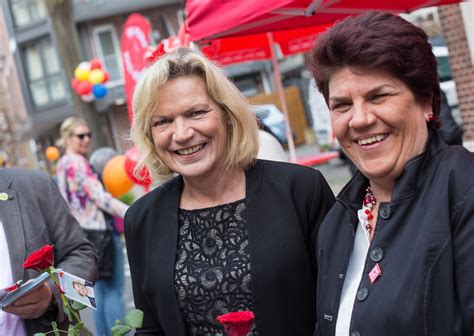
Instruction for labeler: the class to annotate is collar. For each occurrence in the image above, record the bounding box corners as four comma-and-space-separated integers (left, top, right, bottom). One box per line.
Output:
337, 129, 447, 211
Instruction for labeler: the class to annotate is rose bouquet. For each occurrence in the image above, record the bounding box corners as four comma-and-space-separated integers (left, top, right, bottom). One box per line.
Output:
217, 311, 255, 336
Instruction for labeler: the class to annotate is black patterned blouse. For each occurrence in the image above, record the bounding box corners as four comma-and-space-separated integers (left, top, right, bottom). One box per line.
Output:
174, 199, 258, 336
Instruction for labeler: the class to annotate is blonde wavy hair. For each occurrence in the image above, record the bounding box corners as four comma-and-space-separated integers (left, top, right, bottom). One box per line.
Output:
57, 117, 88, 150
131, 47, 259, 179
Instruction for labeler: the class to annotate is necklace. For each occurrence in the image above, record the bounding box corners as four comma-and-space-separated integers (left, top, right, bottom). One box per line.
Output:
362, 186, 377, 233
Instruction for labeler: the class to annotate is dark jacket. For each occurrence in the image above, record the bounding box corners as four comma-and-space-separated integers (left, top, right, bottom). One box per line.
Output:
315, 131, 474, 336
439, 90, 463, 146
125, 159, 335, 335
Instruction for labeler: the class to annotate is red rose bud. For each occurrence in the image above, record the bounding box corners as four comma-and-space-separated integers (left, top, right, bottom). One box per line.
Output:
217, 311, 255, 336
3, 282, 20, 293
22, 245, 54, 271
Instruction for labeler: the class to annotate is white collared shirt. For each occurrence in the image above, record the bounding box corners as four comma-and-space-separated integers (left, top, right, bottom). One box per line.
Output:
335, 209, 372, 336
0, 220, 26, 336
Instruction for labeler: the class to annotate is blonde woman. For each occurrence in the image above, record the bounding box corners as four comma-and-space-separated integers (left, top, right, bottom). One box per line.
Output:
56, 117, 128, 336
125, 48, 335, 335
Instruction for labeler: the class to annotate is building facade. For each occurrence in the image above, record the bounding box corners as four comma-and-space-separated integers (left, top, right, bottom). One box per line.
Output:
0, 0, 182, 169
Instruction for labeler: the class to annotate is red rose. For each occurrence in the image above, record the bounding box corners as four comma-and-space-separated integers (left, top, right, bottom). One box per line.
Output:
23, 245, 55, 271
217, 311, 255, 336
3, 282, 20, 293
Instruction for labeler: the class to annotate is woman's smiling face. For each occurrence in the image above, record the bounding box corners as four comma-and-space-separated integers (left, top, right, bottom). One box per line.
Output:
328, 67, 431, 183
150, 76, 229, 181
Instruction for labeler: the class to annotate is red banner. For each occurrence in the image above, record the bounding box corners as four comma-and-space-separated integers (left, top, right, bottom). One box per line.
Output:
121, 14, 151, 123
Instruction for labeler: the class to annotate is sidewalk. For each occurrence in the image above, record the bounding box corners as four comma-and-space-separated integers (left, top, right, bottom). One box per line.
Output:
289, 143, 353, 195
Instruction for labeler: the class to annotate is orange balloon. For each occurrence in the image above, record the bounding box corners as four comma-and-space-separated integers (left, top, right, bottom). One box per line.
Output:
45, 146, 60, 161
102, 155, 134, 197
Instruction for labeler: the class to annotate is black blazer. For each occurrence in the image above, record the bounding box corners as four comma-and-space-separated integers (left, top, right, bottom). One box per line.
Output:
125, 160, 335, 335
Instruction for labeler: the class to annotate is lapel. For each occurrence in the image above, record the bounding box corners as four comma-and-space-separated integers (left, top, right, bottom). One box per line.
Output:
153, 176, 187, 336
244, 161, 271, 332
0, 173, 26, 282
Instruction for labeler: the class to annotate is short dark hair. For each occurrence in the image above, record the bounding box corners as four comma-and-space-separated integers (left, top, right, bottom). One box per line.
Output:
309, 11, 440, 121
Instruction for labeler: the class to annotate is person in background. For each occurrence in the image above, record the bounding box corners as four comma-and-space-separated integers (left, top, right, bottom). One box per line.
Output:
309, 11, 474, 335
56, 117, 128, 336
125, 47, 335, 335
256, 117, 288, 162
0, 168, 97, 335
439, 89, 463, 146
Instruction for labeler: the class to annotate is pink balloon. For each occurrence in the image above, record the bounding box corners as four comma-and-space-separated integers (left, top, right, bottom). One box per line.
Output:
124, 146, 151, 186
102, 71, 110, 83
76, 81, 93, 95
71, 78, 80, 90
89, 58, 102, 70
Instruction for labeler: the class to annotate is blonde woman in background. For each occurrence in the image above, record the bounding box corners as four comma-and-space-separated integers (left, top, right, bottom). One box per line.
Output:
56, 117, 128, 335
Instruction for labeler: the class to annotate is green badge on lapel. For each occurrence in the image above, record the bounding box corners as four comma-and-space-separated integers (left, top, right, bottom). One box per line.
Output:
0, 192, 9, 201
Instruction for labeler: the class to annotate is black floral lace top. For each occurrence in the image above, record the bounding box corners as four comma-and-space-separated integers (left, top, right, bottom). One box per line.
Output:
174, 199, 258, 336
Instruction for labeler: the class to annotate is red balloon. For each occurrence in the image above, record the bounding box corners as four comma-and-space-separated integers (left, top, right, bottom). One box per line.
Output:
76, 81, 93, 95
102, 71, 110, 83
89, 58, 102, 70
124, 146, 151, 186
70, 78, 80, 90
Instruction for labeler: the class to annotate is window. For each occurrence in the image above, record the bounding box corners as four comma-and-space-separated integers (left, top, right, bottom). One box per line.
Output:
437, 56, 453, 82
9, 0, 47, 27
234, 75, 261, 97
23, 37, 67, 107
92, 25, 123, 83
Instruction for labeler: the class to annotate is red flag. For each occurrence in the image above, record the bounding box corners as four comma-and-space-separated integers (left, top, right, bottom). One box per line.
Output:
121, 14, 151, 123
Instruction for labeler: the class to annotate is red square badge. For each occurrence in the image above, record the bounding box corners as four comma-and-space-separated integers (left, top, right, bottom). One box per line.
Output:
368, 263, 382, 284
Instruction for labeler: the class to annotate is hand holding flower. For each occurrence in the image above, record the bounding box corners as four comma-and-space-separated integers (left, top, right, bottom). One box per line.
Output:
18, 245, 143, 336
2, 283, 53, 319
21, 245, 90, 336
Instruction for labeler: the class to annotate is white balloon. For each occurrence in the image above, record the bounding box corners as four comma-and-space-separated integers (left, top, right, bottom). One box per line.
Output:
80, 94, 95, 103
77, 61, 91, 71
90, 147, 118, 175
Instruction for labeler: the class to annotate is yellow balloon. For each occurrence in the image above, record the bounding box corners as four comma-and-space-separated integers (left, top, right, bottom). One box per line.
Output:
89, 69, 105, 84
74, 67, 90, 81
103, 155, 134, 197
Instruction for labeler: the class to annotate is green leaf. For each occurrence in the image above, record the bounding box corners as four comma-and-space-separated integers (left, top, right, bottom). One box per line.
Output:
68, 324, 78, 336
62, 296, 73, 322
73, 321, 85, 331
33, 333, 46, 336
111, 324, 132, 336
115, 319, 124, 326
51, 321, 60, 336
71, 301, 88, 311
124, 309, 144, 328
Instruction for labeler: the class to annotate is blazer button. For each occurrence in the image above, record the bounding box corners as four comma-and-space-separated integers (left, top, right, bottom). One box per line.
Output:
351, 331, 361, 336
379, 205, 391, 219
370, 247, 384, 262
357, 287, 369, 301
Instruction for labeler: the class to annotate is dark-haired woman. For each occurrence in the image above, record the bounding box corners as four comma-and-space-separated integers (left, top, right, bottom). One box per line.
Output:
309, 11, 474, 335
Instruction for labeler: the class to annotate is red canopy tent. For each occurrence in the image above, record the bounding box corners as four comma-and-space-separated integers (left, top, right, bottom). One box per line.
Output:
201, 24, 330, 66
186, 0, 462, 41
184, 0, 463, 162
